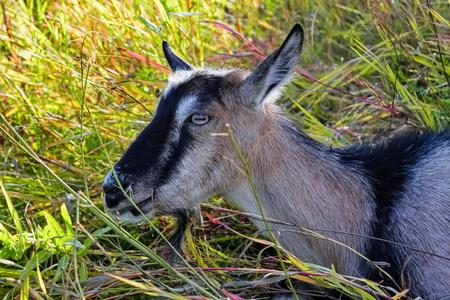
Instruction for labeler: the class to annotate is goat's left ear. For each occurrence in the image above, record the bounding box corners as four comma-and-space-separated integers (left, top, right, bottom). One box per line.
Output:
240, 24, 304, 109
162, 41, 193, 72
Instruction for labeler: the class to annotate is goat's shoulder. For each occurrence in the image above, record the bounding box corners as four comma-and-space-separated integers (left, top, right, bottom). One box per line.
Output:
333, 130, 450, 231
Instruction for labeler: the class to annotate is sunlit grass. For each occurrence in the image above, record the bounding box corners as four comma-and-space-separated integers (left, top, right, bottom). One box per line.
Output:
1, 0, 449, 299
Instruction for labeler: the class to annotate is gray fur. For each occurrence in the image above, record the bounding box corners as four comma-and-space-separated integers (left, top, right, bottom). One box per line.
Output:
104, 24, 450, 299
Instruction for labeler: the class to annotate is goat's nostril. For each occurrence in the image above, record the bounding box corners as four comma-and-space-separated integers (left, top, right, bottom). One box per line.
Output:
130, 207, 140, 216
102, 184, 115, 195
104, 186, 127, 208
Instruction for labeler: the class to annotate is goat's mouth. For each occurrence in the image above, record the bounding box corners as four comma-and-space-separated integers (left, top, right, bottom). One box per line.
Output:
105, 195, 156, 223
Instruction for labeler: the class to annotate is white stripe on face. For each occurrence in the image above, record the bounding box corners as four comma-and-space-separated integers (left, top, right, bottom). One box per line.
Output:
160, 68, 234, 125
174, 95, 198, 123
154, 70, 196, 114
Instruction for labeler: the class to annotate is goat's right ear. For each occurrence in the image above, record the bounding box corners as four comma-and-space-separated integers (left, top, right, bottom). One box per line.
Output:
162, 41, 193, 72
240, 24, 304, 109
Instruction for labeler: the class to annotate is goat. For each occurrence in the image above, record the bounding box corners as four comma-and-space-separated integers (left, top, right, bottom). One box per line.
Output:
103, 24, 450, 299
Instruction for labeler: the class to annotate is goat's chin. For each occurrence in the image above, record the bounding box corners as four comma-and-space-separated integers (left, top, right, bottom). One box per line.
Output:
108, 209, 157, 224
125, 214, 153, 224
106, 201, 190, 225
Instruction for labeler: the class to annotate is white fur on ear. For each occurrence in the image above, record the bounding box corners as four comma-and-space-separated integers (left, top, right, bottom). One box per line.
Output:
240, 24, 304, 109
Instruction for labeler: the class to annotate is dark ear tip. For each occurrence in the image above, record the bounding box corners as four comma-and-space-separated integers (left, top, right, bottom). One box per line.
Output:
162, 40, 170, 51
291, 23, 304, 37
162, 41, 194, 72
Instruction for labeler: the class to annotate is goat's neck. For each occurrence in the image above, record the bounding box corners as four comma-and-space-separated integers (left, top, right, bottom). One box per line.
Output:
224, 112, 373, 269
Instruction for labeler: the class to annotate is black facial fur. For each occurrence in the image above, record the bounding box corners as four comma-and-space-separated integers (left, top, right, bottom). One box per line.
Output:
107, 74, 228, 209
154, 74, 226, 185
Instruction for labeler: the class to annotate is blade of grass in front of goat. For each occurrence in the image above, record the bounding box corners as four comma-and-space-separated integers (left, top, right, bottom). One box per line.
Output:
226, 123, 300, 300
108, 273, 189, 299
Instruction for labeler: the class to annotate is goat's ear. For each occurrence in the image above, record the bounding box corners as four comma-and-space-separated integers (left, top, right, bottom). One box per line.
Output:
162, 41, 193, 72
240, 24, 303, 109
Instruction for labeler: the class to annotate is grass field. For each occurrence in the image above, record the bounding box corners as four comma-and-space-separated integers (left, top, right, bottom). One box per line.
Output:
1, 0, 449, 299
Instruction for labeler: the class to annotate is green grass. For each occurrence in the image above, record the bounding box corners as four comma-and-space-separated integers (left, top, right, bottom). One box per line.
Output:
1, 0, 449, 299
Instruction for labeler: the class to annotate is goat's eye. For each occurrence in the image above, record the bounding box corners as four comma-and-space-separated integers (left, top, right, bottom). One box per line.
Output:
190, 114, 210, 125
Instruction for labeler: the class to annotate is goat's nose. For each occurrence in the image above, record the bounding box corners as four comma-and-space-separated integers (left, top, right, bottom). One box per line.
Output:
103, 171, 129, 209
104, 186, 126, 209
